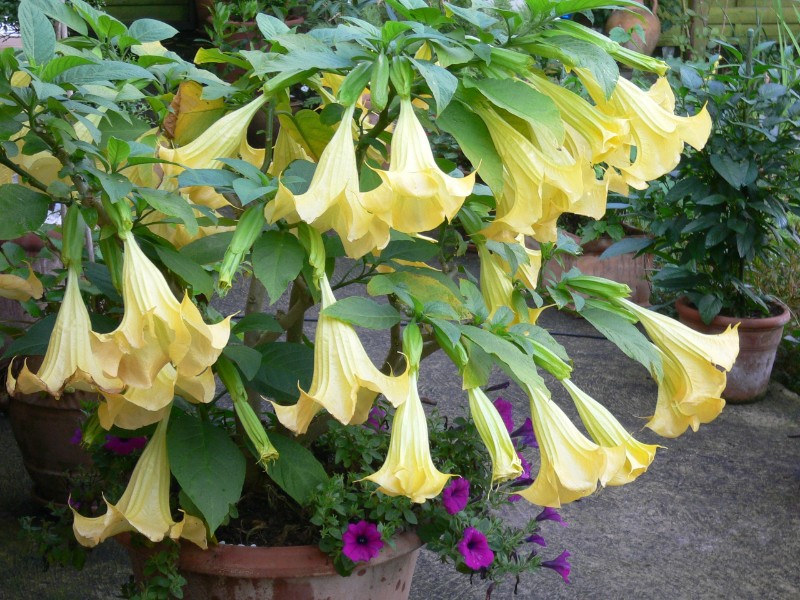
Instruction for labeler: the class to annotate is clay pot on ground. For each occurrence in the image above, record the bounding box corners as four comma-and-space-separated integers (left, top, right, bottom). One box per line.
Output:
675, 296, 792, 403
605, 0, 661, 56
121, 531, 422, 600
548, 230, 654, 306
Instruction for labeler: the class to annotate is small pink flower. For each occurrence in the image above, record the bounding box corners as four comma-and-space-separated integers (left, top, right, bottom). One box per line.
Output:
342, 520, 383, 563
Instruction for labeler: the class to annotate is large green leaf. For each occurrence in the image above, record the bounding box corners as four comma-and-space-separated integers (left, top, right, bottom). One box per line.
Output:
139, 189, 199, 236
474, 78, 564, 143
1, 313, 56, 359
222, 344, 262, 381
0, 185, 51, 239
154, 246, 214, 298
167, 408, 246, 535
252, 230, 305, 305
460, 325, 544, 389
128, 18, 178, 43
19, 1, 56, 66
180, 231, 235, 264
251, 342, 314, 402
59, 61, 155, 84
411, 59, 457, 113
266, 433, 329, 506
368, 271, 467, 317
322, 297, 402, 330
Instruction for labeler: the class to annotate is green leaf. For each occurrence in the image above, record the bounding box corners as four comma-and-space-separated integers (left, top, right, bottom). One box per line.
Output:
411, 59, 457, 113
180, 231, 235, 265
39, 56, 97, 82
0, 185, 51, 238
106, 136, 131, 170
510, 323, 570, 362
251, 342, 313, 402
460, 325, 545, 389
139, 189, 199, 236
231, 313, 282, 336
322, 297, 402, 330
19, 1, 56, 65
710, 154, 747, 189
367, 272, 467, 317
59, 62, 155, 84
444, 2, 498, 28
379, 233, 439, 263
128, 18, 178, 43
581, 306, 663, 380
1, 313, 56, 359
437, 100, 503, 193
256, 13, 290, 40
167, 408, 246, 534
474, 78, 563, 142
154, 246, 214, 298
266, 433, 329, 506
83, 261, 122, 303
222, 344, 262, 381
530, 36, 619, 99
232, 178, 274, 206
93, 171, 133, 202
177, 168, 238, 189
252, 230, 305, 305
26, 0, 87, 35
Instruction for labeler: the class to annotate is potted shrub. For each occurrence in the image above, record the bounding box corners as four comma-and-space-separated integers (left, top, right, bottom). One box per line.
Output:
629, 33, 800, 401
2, 0, 741, 597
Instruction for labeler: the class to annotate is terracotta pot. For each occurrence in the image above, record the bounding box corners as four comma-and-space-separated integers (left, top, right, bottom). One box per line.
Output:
7, 387, 96, 504
548, 232, 653, 306
121, 531, 422, 600
605, 0, 661, 56
675, 296, 792, 403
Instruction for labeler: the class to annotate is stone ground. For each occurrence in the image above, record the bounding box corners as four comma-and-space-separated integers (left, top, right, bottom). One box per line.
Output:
2, 264, 800, 600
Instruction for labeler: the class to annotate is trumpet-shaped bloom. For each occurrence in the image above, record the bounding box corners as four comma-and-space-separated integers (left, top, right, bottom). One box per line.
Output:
562, 379, 660, 485
362, 98, 475, 234
362, 370, 452, 503
95, 234, 230, 388
467, 386, 523, 483
617, 299, 739, 438
7, 268, 122, 398
477, 240, 542, 323
517, 382, 625, 507
575, 69, 712, 191
272, 274, 409, 434
0, 266, 43, 301
72, 413, 207, 548
268, 125, 313, 177
267, 104, 390, 258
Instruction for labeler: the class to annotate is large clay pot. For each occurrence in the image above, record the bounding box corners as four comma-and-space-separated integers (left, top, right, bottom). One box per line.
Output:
548, 231, 653, 306
7, 388, 96, 504
122, 531, 422, 600
605, 0, 661, 56
675, 296, 791, 403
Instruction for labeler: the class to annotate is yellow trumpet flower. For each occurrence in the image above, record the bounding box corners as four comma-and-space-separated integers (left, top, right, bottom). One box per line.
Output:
272, 273, 409, 434
72, 412, 208, 548
0, 266, 43, 301
467, 386, 523, 483
7, 268, 122, 398
267, 104, 390, 258
517, 382, 625, 507
362, 370, 452, 503
562, 379, 660, 486
268, 125, 312, 177
477, 239, 542, 323
575, 69, 712, 191
96, 233, 230, 388
616, 299, 739, 438
362, 98, 475, 235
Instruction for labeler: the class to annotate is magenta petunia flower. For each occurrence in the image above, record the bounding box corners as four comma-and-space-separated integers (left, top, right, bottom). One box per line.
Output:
365, 406, 389, 431
342, 520, 384, 563
517, 452, 532, 481
536, 507, 567, 527
441, 477, 470, 514
103, 435, 148, 456
511, 417, 538, 448
69, 428, 82, 445
542, 550, 571, 583
457, 527, 495, 570
492, 397, 514, 432
526, 533, 547, 547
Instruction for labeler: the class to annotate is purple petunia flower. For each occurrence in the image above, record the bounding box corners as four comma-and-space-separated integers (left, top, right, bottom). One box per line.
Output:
69, 428, 82, 445
526, 533, 547, 547
511, 418, 538, 448
342, 520, 384, 563
517, 452, 532, 481
457, 527, 495, 570
365, 406, 389, 431
507, 494, 522, 503
103, 435, 148, 456
542, 550, 571, 583
492, 397, 514, 432
441, 478, 470, 514
535, 507, 568, 527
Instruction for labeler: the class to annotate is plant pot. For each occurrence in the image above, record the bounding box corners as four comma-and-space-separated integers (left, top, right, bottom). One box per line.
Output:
548, 232, 653, 306
7, 388, 96, 504
120, 531, 422, 600
675, 296, 792, 403
604, 0, 661, 56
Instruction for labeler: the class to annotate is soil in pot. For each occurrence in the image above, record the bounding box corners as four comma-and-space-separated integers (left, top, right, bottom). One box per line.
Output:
675, 296, 791, 403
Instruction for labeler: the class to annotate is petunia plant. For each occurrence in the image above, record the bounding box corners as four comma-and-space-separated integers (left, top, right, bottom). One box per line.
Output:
1, 0, 741, 596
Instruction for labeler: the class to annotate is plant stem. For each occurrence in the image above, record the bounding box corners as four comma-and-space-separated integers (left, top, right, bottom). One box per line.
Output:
243, 275, 267, 348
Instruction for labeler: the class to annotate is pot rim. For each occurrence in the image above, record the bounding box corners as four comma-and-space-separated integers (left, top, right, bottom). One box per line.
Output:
675, 296, 792, 330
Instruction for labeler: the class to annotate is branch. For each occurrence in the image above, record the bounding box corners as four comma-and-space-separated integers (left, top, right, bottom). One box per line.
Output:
243, 275, 267, 348
0, 155, 49, 193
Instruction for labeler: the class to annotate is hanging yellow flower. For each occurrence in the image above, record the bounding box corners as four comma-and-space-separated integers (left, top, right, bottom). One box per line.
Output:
72, 412, 208, 548
272, 273, 409, 434
467, 386, 523, 483
0, 266, 43, 302
267, 104, 390, 258
562, 379, 660, 486
616, 299, 739, 438
362, 97, 475, 235
476, 239, 543, 324
517, 381, 625, 507
7, 268, 122, 398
